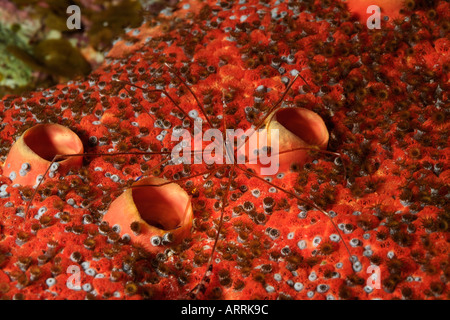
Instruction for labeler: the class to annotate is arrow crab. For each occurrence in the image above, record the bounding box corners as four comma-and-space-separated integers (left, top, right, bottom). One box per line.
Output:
2, 59, 359, 299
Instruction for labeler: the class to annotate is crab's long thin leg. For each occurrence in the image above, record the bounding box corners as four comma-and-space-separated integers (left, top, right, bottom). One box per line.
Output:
164, 63, 214, 129
118, 80, 191, 120
235, 164, 354, 264
131, 166, 220, 189
188, 95, 239, 298
188, 94, 239, 298
253, 73, 302, 131
25, 154, 62, 219
221, 94, 237, 164
190, 164, 235, 299
24, 150, 173, 219
235, 73, 305, 153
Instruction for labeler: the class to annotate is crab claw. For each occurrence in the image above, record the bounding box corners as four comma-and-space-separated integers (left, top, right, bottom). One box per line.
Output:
2, 124, 84, 186
243, 107, 329, 176
103, 177, 193, 253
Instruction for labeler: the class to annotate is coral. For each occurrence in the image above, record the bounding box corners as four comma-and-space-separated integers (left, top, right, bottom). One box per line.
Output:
0, 0, 449, 301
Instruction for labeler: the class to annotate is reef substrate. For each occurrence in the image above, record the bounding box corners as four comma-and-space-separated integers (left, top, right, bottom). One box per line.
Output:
0, 0, 449, 300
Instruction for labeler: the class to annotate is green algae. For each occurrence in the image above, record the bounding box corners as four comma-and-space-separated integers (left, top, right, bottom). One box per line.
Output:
0, 23, 33, 96
8, 39, 92, 79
